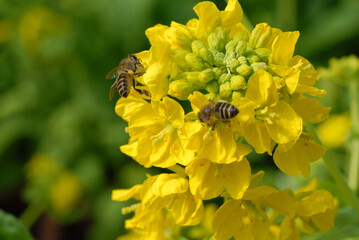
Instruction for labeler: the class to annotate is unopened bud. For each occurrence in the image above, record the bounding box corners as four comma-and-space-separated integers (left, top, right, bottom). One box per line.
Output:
227, 59, 240, 73
248, 23, 271, 48
199, 48, 215, 64
230, 75, 246, 90
208, 27, 228, 52
225, 39, 239, 58
213, 51, 225, 66
232, 90, 243, 102
206, 80, 219, 93
255, 48, 271, 62
218, 73, 231, 84
232, 31, 249, 42
247, 55, 260, 64
235, 41, 247, 56
237, 56, 248, 65
171, 50, 191, 69
273, 76, 285, 89
185, 53, 206, 70
191, 40, 207, 55
168, 79, 194, 100
236, 64, 252, 78
251, 62, 267, 72
187, 71, 206, 88
219, 82, 232, 99
212, 67, 223, 79
165, 24, 193, 49
199, 69, 214, 83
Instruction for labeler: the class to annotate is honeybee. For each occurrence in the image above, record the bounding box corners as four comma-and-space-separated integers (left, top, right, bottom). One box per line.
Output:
106, 54, 151, 100
198, 100, 239, 127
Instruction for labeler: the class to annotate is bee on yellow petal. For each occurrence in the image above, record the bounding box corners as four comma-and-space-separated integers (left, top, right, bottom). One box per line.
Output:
106, 54, 151, 100
198, 100, 239, 128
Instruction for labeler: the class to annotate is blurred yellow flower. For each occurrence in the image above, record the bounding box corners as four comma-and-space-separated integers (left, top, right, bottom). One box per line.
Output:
317, 113, 351, 148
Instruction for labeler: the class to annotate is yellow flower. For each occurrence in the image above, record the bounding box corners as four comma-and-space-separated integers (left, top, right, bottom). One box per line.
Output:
237, 70, 302, 154
116, 96, 194, 168
317, 113, 351, 148
112, 174, 203, 227
273, 136, 327, 177
184, 91, 251, 164
186, 158, 251, 200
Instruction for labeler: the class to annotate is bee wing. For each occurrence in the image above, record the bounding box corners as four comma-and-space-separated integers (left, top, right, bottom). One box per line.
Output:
109, 81, 118, 100
106, 66, 122, 79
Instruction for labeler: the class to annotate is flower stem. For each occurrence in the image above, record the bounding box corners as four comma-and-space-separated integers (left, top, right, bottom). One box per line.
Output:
348, 79, 359, 193
19, 204, 43, 229
168, 164, 187, 178
305, 122, 359, 216
242, 13, 254, 32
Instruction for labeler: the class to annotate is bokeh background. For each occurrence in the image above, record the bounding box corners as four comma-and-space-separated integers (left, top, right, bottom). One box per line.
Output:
0, 0, 358, 239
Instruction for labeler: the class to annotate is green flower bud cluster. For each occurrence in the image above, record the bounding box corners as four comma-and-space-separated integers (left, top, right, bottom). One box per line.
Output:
168, 26, 273, 101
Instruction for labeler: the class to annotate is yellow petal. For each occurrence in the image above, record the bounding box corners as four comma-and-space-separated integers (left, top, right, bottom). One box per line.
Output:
158, 97, 185, 128
151, 174, 188, 197
143, 61, 170, 100
280, 217, 300, 240
221, 0, 243, 30
112, 184, 142, 201
115, 96, 149, 122
197, 125, 237, 164
290, 55, 317, 86
270, 31, 299, 66
273, 138, 326, 177
186, 159, 224, 200
212, 199, 244, 240
145, 24, 168, 47
193, 1, 221, 40
188, 91, 210, 114
266, 101, 302, 144
222, 158, 251, 199
170, 191, 204, 226
244, 121, 273, 154
291, 97, 331, 124
125, 204, 165, 233
245, 70, 278, 107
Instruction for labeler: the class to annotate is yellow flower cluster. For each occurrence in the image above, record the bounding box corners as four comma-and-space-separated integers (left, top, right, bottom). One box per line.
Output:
24, 154, 83, 217
111, 0, 337, 239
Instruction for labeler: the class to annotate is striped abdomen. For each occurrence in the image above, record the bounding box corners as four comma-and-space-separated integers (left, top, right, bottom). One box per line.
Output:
117, 75, 131, 98
214, 101, 239, 120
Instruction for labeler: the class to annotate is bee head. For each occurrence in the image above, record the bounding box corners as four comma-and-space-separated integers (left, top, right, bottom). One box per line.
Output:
130, 54, 138, 62
198, 106, 212, 123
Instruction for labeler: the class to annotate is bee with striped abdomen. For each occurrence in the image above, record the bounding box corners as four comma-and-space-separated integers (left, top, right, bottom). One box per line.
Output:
198, 100, 239, 127
106, 54, 151, 100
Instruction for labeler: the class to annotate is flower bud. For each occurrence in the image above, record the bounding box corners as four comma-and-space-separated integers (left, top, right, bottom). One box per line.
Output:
232, 90, 243, 102
219, 81, 232, 99
199, 48, 215, 64
230, 75, 246, 90
168, 79, 194, 100
191, 40, 206, 55
255, 48, 271, 62
225, 39, 239, 58
212, 67, 223, 79
227, 59, 240, 73
235, 41, 247, 56
187, 71, 206, 88
208, 27, 228, 52
237, 56, 248, 65
218, 73, 231, 84
236, 64, 252, 78
199, 69, 214, 83
232, 31, 249, 42
185, 53, 206, 70
171, 50, 191, 69
247, 54, 260, 64
248, 23, 271, 48
213, 51, 225, 66
273, 76, 285, 89
165, 23, 194, 49
206, 80, 219, 93
251, 62, 267, 72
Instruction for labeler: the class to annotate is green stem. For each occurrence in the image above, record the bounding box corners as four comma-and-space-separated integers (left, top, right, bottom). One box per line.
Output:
242, 13, 254, 32
19, 204, 43, 229
348, 80, 359, 193
305, 122, 359, 216
168, 164, 187, 178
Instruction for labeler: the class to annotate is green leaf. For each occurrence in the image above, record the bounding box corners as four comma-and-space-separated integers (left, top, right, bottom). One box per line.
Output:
0, 210, 34, 240
302, 206, 359, 240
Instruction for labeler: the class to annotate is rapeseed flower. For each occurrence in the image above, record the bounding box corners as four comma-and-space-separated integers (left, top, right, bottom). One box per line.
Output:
111, 0, 337, 238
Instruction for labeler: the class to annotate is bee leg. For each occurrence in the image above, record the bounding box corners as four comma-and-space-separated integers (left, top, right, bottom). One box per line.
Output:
134, 72, 145, 76
132, 79, 151, 98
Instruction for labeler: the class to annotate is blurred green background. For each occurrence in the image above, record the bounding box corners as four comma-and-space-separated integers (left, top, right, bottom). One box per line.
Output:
0, 0, 358, 239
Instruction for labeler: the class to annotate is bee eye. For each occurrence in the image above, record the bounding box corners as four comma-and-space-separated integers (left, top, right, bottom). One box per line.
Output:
130, 55, 138, 61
